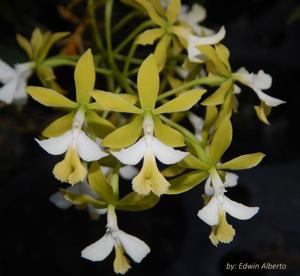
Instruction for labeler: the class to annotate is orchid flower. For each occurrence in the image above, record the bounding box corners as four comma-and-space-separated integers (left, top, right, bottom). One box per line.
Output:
179, 3, 209, 35
0, 60, 34, 104
134, 0, 191, 70
233, 67, 285, 107
35, 108, 107, 184
50, 179, 107, 220
111, 115, 188, 196
198, 169, 259, 246
50, 165, 138, 218
81, 206, 150, 274
188, 26, 226, 63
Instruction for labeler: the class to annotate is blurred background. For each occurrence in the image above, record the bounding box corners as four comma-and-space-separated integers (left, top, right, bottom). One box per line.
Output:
0, 0, 300, 275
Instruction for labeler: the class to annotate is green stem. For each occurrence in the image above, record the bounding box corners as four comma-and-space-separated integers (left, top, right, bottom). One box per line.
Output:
42, 58, 113, 76
157, 76, 227, 100
112, 10, 141, 33
115, 54, 142, 65
114, 20, 154, 54
160, 115, 209, 163
123, 42, 138, 77
128, 67, 140, 76
88, 0, 105, 52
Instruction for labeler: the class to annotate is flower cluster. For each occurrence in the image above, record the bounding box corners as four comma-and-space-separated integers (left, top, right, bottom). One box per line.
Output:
0, 0, 285, 274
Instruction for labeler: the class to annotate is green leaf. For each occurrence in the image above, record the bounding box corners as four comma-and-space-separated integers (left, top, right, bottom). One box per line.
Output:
16, 34, 32, 59
102, 115, 143, 148
167, 171, 208, 194
91, 90, 142, 114
137, 54, 160, 110
42, 111, 75, 137
153, 89, 206, 114
26, 86, 78, 108
116, 192, 159, 211
74, 49, 95, 104
88, 162, 115, 204
178, 154, 209, 170
209, 117, 232, 165
85, 110, 116, 138
202, 79, 233, 106
60, 189, 107, 209
135, 0, 165, 26
218, 153, 265, 170
135, 28, 164, 45
153, 115, 185, 147
166, 0, 181, 24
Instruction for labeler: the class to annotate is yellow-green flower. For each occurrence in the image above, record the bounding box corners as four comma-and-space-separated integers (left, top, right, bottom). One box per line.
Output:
90, 54, 205, 195
134, 0, 190, 70
27, 49, 114, 184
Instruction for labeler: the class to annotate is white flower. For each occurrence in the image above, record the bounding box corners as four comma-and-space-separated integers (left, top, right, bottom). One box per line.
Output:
81, 207, 150, 274
188, 26, 226, 63
188, 112, 204, 141
204, 172, 238, 196
0, 60, 34, 104
179, 4, 207, 34
111, 116, 188, 196
233, 68, 285, 107
198, 171, 259, 226
50, 179, 107, 220
35, 109, 107, 184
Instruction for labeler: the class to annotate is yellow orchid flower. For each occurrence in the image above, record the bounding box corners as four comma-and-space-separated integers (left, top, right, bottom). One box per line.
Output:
134, 0, 191, 70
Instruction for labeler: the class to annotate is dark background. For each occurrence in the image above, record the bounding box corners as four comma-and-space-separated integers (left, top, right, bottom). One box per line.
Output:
0, 0, 300, 275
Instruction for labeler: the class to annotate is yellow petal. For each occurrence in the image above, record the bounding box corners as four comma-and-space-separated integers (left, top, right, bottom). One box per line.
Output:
74, 49, 95, 104
16, 34, 33, 59
38, 32, 69, 62
154, 34, 172, 71
135, 28, 164, 45
53, 147, 87, 185
209, 210, 235, 246
102, 115, 143, 149
153, 89, 206, 114
42, 111, 75, 138
91, 90, 142, 114
166, 0, 181, 24
134, 0, 165, 27
215, 44, 231, 71
114, 245, 131, 275
209, 117, 232, 165
201, 79, 233, 106
137, 54, 160, 110
254, 101, 271, 125
132, 152, 170, 196
197, 45, 230, 77
30, 28, 44, 59
26, 86, 78, 108
153, 115, 185, 147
